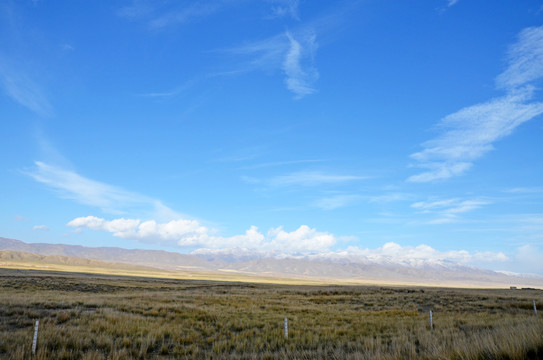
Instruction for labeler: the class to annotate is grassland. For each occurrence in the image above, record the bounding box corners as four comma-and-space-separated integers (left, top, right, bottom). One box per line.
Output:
1, 268, 542, 359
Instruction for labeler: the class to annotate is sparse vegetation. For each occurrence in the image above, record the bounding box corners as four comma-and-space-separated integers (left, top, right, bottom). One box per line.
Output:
1, 268, 542, 359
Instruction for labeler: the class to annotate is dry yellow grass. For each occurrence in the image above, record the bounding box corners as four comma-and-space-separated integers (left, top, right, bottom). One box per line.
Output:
1, 268, 542, 359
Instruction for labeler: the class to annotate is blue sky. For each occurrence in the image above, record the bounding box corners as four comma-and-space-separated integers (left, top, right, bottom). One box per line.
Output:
1, 0, 543, 274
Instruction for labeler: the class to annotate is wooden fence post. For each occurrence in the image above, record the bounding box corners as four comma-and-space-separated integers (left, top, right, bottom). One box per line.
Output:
429, 310, 433, 330
534, 300, 537, 316
32, 320, 39, 355
284, 317, 288, 339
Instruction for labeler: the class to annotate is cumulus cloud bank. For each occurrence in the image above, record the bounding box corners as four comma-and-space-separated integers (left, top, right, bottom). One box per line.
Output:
336, 242, 508, 265
67, 216, 336, 254
67, 216, 511, 268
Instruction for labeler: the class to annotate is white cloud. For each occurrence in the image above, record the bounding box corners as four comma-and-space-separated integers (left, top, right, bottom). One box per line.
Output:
269, 0, 300, 20
368, 193, 411, 203
409, 87, 543, 182
313, 194, 361, 210
411, 198, 489, 224
270, 171, 365, 187
409, 25, 543, 182
68, 216, 210, 246
408, 162, 472, 183
69, 216, 534, 272
283, 31, 319, 98
496, 26, 543, 90
504, 187, 543, 194
219, 30, 319, 98
0, 61, 53, 117
118, 1, 222, 29
149, 3, 221, 29
342, 242, 508, 265
67, 216, 337, 254
266, 225, 335, 253
32, 225, 50, 231
240, 159, 324, 170
447, 0, 459, 7
26, 161, 179, 219
60, 43, 74, 52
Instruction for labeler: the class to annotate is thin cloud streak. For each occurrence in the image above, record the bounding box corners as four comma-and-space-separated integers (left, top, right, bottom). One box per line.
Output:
0, 62, 53, 117
149, 2, 221, 29
283, 31, 319, 98
118, 1, 224, 30
313, 194, 361, 210
240, 159, 324, 170
505, 187, 543, 194
496, 26, 543, 90
368, 193, 412, 203
32, 225, 50, 231
447, 0, 460, 7
26, 161, 180, 220
411, 198, 490, 224
409, 26, 543, 182
269, 0, 300, 20
0, 4, 54, 117
137, 78, 199, 99
269, 171, 366, 187
219, 30, 319, 97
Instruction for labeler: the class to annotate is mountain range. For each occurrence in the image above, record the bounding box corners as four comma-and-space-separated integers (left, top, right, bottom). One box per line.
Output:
1, 237, 542, 288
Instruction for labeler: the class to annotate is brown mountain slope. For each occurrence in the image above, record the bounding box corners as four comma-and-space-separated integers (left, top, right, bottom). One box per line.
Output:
0, 250, 159, 272
0, 237, 220, 271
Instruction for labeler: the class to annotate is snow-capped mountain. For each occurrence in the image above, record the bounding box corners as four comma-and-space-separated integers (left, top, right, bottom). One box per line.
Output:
2, 237, 542, 288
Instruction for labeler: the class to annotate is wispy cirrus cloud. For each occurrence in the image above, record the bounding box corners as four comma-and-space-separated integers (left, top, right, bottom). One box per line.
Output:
26, 161, 179, 220
411, 198, 490, 224
0, 4, 54, 117
447, 0, 460, 7
137, 78, 200, 99
32, 225, 50, 231
148, 2, 222, 29
313, 194, 361, 210
409, 26, 543, 182
504, 187, 543, 194
283, 31, 319, 98
269, 0, 300, 20
496, 26, 543, 90
0, 59, 54, 117
220, 29, 319, 98
118, 1, 224, 29
119, 1, 341, 98
240, 159, 324, 170
368, 192, 412, 203
269, 170, 366, 187
119, 0, 302, 29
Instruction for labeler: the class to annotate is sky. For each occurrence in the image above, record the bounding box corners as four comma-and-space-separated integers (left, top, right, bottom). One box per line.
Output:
1, 0, 543, 275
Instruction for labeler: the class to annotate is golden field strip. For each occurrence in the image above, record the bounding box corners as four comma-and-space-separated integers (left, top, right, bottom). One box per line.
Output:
1, 268, 542, 359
